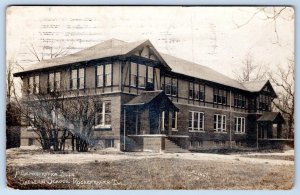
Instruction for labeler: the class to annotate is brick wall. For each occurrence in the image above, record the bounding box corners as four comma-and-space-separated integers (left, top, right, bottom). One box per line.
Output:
171, 102, 248, 149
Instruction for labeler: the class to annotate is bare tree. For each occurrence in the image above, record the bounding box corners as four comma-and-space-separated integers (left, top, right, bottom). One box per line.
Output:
16, 87, 101, 152
59, 91, 100, 152
27, 40, 72, 63
6, 59, 24, 102
268, 59, 294, 139
233, 7, 294, 44
233, 52, 267, 82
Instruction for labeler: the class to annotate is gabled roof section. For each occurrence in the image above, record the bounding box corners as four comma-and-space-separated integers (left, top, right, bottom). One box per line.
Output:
125, 90, 163, 106
124, 90, 179, 111
242, 80, 277, 97
257, 112, 285, 124
159, 53, 247, 91
242, 80, 268, 92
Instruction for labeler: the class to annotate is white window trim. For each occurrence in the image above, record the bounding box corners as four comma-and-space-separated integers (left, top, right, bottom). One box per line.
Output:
78, 68, 85, 89
171, 111, 178, 131
130, 63, 138, 87
235, 117, 246, 134
105, 64, 112, 87
94, 101, 111, 129
189, 111, 205, 132
214, 114, 226, 132
96, 65, 104, 87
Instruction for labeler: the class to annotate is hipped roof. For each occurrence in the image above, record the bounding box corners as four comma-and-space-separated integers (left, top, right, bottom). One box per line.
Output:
14, 39, 273, 93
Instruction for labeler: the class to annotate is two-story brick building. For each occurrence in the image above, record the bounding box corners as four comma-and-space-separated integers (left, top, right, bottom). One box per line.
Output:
14, 39, 285, 152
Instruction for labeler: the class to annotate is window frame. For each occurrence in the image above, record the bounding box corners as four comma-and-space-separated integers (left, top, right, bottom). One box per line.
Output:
214, 114, 226, 132
147, 66, 154, 84
28, 75, 40, 94
71, 67, 85, 90
188, 111, 204, 132
130, 62, 138, 87
94, 101, 112, 129
96, 65, 104, 87
235, 117, 246, 134
214, 89, 227, 105
104, 63, 112, 87
138, 64, 146, 88
171, 111, 178, 131
49, 71, 61, 92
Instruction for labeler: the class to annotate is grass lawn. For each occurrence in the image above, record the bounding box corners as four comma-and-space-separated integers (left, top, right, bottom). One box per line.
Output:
6, 148, 294, 190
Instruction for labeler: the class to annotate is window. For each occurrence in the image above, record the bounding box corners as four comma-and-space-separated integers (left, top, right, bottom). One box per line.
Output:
171, 111, 178, 130
234, 94, 246, 108
235, 117, 246, 133
29, 76, 34, 94
258, 94, 270, 111
96, 64, 112, 87
138, 64, 146, 88
189, 82, 205, 101
163, 76, 177, 96
95, 101, 111, 128
147, 66, 153, 84
79, 68, 85, 89
34, 75, 39, 94
105, 64, 112, 87
199, 84, 205, 101
189, 82, 194, 99
55, 72, 61, 91
214, 114, 226, 132
71, 69, 77, 90
71, 68, 85, 90
130, 63, 137, 87
96, 65, 104, 87
213, 89, 227, 105
189, 111, 204, 131
49, 72, 61, 92
194, 83, 200, 100
29, 75, 39, 94
171, 78, 177, 96
164, 77, 172, 95
105, 139, 114, 148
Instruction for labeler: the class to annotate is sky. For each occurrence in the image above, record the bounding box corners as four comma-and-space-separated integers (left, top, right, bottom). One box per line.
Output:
6, 6, 294, 79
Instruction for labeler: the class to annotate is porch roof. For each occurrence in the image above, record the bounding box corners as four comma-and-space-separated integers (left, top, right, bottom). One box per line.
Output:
124, 90, 179, 111
125, 90, 163, 106
257, 112, 285, 124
